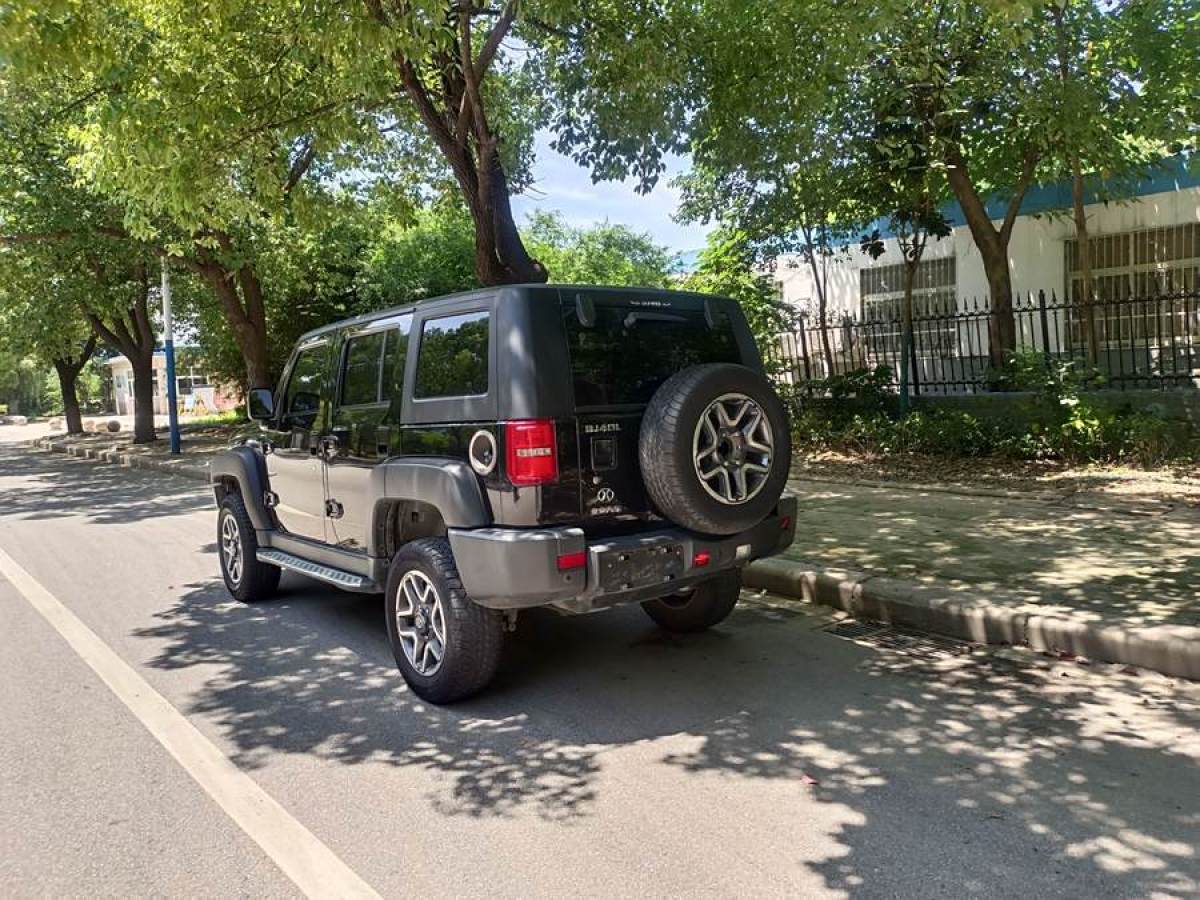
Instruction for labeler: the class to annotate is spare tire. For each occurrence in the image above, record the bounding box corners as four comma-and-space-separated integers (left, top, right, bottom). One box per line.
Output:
639, 363, 791, 536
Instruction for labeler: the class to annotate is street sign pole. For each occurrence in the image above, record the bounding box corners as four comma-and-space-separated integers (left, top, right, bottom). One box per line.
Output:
161, 258, 181, 455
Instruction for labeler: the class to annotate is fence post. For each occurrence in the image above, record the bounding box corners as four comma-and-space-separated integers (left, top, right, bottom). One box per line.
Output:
797, 316, 813, 393
1038, 289, 1051, 364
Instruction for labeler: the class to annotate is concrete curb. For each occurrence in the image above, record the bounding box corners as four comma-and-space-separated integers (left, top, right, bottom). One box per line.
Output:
744, 556, 1200, 681
35, 437, 210, 483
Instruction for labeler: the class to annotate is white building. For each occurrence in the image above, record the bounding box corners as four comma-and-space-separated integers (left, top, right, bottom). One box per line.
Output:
773, 158, 1200, 388
107, 350, 237, 417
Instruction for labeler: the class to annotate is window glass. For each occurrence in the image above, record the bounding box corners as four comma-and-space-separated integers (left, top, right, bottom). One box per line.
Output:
382, 315, 413, 401
282, 344, 326, 427
414, 311, 489, 398
563, 301, 740, 406
340, 330, 388, 406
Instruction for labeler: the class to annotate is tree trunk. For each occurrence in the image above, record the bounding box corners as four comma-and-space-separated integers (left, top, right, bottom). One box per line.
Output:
52, 334, 98, 436
983, 255, 1018, 370
189, 249, 273, 390
944, 144, 1036, 370
455, 141, 546, 285
1071, 158, 1098, 366
86, 269, 157, 442
802, 229, 836, 375
899, 267, 916, 412
129, 351, 157, 443
55, 361, 84, 435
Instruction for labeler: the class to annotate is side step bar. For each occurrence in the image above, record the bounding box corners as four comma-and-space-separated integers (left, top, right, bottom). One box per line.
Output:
256, 549, 374, 591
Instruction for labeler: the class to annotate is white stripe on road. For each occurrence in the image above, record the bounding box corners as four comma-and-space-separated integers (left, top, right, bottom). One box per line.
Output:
0, 546, 381, 900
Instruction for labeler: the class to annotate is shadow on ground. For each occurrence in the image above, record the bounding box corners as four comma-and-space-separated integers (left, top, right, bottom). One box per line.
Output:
786, 480, 1200, 628
0, 445, 209, 525
135, 570, 1200, 896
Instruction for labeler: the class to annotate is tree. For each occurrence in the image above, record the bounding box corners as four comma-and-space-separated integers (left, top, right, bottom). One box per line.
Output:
858, 16, 955, 406
0, 4, 394, 390
0, 252, 100, 434
360, 0, 549, 284
360, 202, 481, 309
1040, 0, 1199, 365
0, 71, 162, 440
681, 227, 794, 355
522, 211, 673, 287
538, 2, 1048, 364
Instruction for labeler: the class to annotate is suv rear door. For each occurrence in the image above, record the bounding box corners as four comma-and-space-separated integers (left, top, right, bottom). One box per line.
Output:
325, 313, 412, 551
560, 289, 756, 523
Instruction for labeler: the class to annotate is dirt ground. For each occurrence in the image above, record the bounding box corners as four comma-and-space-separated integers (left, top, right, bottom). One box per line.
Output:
793, 449, 1200, 508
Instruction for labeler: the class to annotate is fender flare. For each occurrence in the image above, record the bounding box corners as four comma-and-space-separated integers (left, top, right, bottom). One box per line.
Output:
210, 445, 273, 532
367, 457, 491, 557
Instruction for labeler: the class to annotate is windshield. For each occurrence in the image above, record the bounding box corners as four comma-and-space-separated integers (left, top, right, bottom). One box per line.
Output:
562, 294, 742, 407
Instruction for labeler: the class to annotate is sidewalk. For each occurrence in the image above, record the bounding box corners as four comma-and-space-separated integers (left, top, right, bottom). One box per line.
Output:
747, 474, 1200, 679
31, 432, 1200, 679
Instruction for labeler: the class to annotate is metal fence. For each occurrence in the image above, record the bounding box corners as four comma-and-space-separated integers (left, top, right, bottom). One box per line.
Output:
768, 290, 1200, 394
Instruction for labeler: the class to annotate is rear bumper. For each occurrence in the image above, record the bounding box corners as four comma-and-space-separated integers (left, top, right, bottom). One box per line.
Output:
448, 496, 797, 612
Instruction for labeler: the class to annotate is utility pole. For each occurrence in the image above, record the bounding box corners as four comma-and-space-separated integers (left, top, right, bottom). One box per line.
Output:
161, 258, 181, 455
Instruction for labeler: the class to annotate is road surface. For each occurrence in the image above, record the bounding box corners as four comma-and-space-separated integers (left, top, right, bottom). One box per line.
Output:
1, 444, 1197, 898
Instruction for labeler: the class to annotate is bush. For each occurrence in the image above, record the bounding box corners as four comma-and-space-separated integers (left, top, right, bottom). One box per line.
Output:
788, 373, 1198, 467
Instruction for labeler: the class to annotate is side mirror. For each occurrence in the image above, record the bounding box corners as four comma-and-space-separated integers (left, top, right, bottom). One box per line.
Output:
247, 388, 275, 421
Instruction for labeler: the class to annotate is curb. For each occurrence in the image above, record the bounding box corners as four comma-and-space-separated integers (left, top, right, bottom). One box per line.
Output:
744, 556, 1200, 681
35, 437, 210, 483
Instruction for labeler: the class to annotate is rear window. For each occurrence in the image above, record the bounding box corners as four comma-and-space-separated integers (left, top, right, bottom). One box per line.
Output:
563, 298, 741, 406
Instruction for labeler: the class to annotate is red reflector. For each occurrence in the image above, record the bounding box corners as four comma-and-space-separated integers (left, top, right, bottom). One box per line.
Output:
780, 516, 792, 530
505, 419, 558, 486
557, 551, 586, 571
693, 551, 711, 567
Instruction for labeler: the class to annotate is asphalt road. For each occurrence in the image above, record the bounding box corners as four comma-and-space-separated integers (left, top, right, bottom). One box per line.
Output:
2, 444, 1198, 899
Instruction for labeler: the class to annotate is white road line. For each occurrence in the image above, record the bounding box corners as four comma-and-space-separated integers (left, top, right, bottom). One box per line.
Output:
0, 546, 381, 900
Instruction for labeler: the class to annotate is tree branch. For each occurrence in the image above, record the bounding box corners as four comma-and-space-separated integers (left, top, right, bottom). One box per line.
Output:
474, 1, 516, 82
283, 137, 317, 194
1000, 148, 1040, 245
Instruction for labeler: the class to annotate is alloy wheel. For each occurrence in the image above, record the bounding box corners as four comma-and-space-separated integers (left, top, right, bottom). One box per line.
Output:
692, 392, 774, 505
394, 570, 447, 676
221, 514, 243, 585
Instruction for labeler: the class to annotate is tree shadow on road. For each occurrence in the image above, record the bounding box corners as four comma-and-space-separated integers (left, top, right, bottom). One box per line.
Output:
134, 572, 1200, 896
0, 445, 208, 525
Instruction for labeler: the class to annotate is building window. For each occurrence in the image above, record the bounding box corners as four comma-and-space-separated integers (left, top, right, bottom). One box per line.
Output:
1065, 224, 1200, 345
175, 365, 211, 397
859, 257, 957, 355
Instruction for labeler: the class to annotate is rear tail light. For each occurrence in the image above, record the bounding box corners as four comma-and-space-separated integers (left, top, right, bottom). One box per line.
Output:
505, 419, 559, 486
693, 551, 711, 568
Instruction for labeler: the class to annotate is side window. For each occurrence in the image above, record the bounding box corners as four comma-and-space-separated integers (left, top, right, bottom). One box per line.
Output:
339, 331, 387, 407
281, 344, 327, 429
382, 315, 413, 400
413, 311, 490, 399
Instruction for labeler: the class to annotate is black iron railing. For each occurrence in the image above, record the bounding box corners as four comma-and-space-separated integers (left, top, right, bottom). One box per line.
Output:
768, 290, 1200, 394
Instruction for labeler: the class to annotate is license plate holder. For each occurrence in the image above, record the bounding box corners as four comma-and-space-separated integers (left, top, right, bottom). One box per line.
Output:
597, 541, 685, 592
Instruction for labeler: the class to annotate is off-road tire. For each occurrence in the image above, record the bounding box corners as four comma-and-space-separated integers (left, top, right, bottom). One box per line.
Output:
640, 363, 791, 536
642, 570, 741, 632
218, 492, 281, 602
384, 537, 505, 704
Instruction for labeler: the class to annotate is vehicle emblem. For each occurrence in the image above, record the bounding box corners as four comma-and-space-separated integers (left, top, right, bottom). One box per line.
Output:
596, 487, 616, 503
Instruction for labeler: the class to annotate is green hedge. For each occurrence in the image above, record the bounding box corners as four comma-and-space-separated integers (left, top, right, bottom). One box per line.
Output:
785, 359, 1200, 467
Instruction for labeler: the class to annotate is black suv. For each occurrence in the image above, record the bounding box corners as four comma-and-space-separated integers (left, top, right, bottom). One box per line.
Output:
212, 285, 796, 702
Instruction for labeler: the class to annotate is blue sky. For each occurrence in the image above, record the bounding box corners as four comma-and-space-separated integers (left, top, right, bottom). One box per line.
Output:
510, 131, 712, 255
